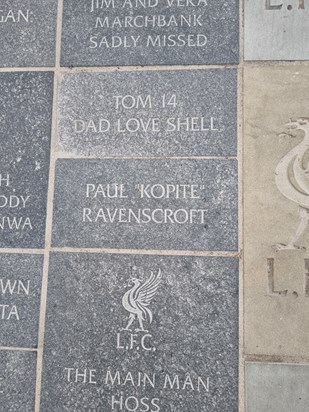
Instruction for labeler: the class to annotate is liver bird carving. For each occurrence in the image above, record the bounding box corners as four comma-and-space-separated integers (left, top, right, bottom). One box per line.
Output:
273, 117, 309, 251
122, 269, 162, 332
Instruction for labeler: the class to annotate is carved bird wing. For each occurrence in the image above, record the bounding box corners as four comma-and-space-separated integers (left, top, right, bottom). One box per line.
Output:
292, 152, 309, 196
134, 269, 162, 308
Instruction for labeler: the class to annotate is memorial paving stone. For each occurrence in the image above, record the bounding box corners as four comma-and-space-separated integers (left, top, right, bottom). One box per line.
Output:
52, 159, 238, 251
41, 253, 238, 412
60, 0, 239, 67
246, 362, 309, 412
0, 254, 43, 348
0, 72, 53, 249
0, 0, 57, 67
244, 0, 309, 61
58, 70, 237, 157
0, 350, 36, 411
244, 67, 309, 357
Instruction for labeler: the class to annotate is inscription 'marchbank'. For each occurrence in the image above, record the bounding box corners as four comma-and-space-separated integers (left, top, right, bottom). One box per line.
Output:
90, 0, 208, 49
61, 0, 239, 65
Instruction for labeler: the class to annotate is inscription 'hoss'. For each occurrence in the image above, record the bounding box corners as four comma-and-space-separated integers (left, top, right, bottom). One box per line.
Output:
117, 269, 162, 352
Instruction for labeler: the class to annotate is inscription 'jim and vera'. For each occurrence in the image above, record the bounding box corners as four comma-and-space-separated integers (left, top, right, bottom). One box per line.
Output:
64, 269, 209, 412
89, 0, 209, 49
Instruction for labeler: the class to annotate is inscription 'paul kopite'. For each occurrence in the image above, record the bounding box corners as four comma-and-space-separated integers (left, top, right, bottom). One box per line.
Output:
83, 183, 207, 225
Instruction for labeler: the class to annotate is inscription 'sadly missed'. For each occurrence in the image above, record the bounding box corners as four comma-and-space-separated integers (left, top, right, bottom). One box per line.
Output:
61, 0, 239, 66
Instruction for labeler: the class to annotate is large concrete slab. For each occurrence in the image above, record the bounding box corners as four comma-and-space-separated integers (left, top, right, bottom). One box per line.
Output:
246, 362, 309, 412
41, 253, 238, 411
0, 72, 53, 248
0, 0, 57, 67
0, 350, 36, 411
244, 66, 309, 357
58, 70, 237, 157
60, 0, 239, 66
0, 254, 43, 348
51, 159, 238, 251
245, 0, 309, 60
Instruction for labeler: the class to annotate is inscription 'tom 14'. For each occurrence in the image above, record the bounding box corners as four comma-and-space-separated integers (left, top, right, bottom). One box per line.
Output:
265, 0, 305, 10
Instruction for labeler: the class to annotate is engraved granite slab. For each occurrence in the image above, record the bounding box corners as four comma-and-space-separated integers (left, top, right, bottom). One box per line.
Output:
0, 350, 36, 411
245, 0, 309, 60
0, 72, 53, 248
246, 362, 309, 412
0, 254, 43, 348
52, 159, 238, 251
244, 67, 309, 357
0, 0, 57, 67
58, 70, 237, 157
60, 0, 239, 66
41, 253, 238, 411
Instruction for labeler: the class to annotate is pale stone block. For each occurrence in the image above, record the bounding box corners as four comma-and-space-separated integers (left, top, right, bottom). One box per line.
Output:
246, 362, 309, 412
244, 66, 309, 357
245, 0, 309, 61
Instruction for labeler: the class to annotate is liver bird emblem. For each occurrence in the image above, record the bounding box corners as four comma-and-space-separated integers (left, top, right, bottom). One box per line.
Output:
122, 269, 162, 332
273, 117, 309, 251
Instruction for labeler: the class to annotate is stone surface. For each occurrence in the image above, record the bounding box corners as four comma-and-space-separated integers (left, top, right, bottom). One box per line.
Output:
0, 350, 36, 411
58, 70, 237, 157
0, 72, 53, 248
60, 0, 239, 66
0, 0, 57, 67
246, 362, 309, 412
0, 254, 43, 348
52, 159, 238, 251
245, 0, 309, 61
41, 253, 238, 411
244, 67, 309, 357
